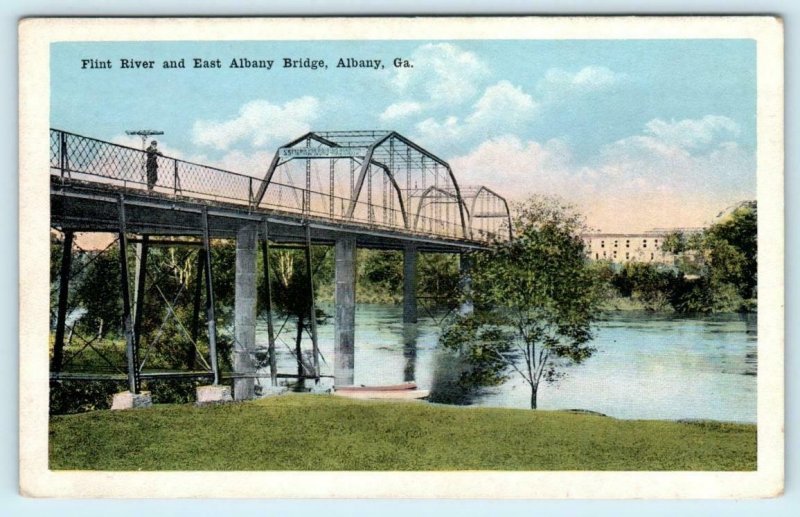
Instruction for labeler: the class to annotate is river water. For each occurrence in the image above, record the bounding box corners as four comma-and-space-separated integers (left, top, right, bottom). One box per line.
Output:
257, 305, 757, 423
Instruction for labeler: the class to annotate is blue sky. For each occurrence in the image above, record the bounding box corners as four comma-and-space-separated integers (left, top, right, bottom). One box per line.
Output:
51, 39, 756, 231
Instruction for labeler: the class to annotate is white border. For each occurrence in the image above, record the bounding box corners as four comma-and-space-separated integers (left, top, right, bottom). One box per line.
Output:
18, 16, 784, 499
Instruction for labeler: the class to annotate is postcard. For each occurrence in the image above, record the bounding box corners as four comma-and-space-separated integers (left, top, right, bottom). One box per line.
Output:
18, 16, 783, 498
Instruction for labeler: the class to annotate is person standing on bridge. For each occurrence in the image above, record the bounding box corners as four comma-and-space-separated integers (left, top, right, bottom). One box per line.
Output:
145, 140, 162, 191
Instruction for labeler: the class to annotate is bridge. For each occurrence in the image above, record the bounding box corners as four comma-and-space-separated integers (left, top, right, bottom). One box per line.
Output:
49, 128, 511, 401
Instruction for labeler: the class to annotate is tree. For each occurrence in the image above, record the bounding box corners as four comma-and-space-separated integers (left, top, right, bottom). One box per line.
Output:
72, 246, 122, 339
262, 248, 330, 378
705, 201, 757, 300
669, 201, 757, 313
611, 262, 677, 312
440, 196, 605, 409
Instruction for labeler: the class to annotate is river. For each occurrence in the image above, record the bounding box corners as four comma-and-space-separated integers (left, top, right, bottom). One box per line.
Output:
256, 305, 757, 423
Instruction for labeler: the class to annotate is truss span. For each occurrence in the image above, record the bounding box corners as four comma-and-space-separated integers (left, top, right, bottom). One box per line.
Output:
50, 128, 511, 244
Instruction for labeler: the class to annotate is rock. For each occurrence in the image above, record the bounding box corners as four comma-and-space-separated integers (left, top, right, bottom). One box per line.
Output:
195, 385, 233, 406
110, 391, 152, 410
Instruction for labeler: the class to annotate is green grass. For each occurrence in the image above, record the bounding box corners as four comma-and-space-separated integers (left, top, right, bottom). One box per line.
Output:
49, 394, 756, 471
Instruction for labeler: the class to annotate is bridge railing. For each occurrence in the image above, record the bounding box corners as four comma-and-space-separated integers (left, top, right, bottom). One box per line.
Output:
50, 129, 502, 242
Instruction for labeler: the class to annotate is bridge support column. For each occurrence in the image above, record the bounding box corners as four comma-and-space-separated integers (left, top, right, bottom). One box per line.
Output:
117, 196, 139, 394
52, 230, 73, 373
403, 245, 417, 324
334, 237, 356, 387
459, 253, 474, 316
233, 223, 258, 400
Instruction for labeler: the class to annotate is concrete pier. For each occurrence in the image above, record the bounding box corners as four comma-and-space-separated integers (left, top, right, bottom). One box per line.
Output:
402, 323, 418, 382
403, 245, 418, 324
233, 223, 258, 400
334, 238, 356, 386
459, 253, 474, 316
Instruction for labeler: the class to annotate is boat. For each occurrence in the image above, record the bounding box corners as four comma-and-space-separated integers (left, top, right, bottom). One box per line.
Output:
333, 381, 429, 400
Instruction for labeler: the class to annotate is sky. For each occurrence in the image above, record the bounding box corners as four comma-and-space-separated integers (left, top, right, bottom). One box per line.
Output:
51, 39, 756, 232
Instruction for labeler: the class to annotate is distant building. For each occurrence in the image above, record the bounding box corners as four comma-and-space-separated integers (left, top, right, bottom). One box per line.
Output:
582, 228, 704, 265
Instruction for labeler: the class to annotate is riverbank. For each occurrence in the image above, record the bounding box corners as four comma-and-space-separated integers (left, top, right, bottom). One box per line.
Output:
49, 394, 756, 471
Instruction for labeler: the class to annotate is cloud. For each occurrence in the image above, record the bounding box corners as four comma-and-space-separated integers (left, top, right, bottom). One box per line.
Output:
192, 97, 320, 151
392, 43, 490, 106
209, 150, 276, 176
414, 81, 538, 145
379, 101, 424, 122
642, 115, 740, 149
466, 81, 538, 130
536, 65, 625, 101
449, 135, 578, 199
392, 43, 489, 104
447, 115, 754, 232
407, 66, 621, 148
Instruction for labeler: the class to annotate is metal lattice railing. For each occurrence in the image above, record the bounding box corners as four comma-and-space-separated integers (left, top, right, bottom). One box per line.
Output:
50, 129, 510, 243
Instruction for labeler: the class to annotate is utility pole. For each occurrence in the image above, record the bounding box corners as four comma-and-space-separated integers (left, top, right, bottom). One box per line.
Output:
126, 129, 164, 184
124, 130, 164, 324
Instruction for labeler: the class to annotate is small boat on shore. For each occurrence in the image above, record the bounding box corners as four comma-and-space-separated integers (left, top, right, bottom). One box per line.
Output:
333, 382, 429, 400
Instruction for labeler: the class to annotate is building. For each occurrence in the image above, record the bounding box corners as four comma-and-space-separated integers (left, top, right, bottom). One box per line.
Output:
582, 228, 704, 265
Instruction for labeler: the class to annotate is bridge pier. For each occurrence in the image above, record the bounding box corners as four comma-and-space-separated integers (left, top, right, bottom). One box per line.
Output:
403, 245, 417, 324
233, 223, 258, 400
52, 230, 73, 373
334, 237, 356, 387
459, 253, 474, 316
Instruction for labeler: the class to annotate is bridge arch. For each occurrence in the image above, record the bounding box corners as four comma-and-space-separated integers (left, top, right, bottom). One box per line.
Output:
254, 132, 408, 230
460, 186, 513, 242
253, 130, 512, 242
339, 131, 469, 239
411, 185, 470, 238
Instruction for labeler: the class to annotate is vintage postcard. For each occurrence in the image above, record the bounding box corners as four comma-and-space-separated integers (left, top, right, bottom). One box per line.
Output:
19, 17, 783, 498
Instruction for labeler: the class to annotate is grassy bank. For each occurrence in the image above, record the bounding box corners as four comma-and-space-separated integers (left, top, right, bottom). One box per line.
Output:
49, 395, 756, 471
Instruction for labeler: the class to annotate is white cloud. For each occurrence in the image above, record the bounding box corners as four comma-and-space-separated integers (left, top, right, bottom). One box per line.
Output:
536, 66, 625, 101
643, 115, 740, 149
192, 97, 320, 151
414, 81, 538, 145
392, 43, 490, 106
205, 150, 277, 177
379, 101, 424, 122
450, 135, 577, 200
447, 115, 754, 232
466, 81, 538, 129
416, 115, 464, 142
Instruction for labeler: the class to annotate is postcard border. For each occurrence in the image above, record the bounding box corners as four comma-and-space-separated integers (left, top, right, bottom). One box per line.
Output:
18, 16, 784, 499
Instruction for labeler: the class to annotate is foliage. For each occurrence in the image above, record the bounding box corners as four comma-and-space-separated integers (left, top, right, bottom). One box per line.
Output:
705, 201, 757, 299
667, 201, 757, 313
260, 247, 331, 377
441, 196, 605, 409
71, 246, 123, 339
611, 262, 679, 312
602, 202, 757, 314
49, 395, 756, 471
439, 312, 515, 389
360, 250, 403, 294
418, 253, 461, 308
49, 380, 127, 414
261, 247, 331, 317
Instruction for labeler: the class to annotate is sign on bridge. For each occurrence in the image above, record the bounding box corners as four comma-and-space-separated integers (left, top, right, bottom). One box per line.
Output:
279, 147, 368, 159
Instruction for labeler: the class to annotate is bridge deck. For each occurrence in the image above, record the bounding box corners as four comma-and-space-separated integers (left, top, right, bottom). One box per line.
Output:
52, 179, 486, 252
49, 128, 510, 250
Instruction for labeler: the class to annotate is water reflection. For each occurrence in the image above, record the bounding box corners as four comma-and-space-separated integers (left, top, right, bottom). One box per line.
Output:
402, 323, 418, 383
255, 305, 757, 422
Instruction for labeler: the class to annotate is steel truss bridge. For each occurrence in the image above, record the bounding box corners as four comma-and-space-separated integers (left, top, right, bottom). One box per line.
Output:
49, 128, 512, 398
